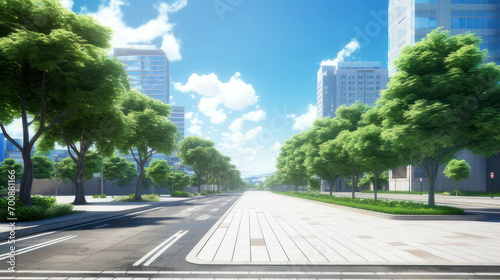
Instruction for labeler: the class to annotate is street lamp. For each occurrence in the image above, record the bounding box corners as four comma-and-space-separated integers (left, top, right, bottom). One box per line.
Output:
53, 154, 59, 197
173, 163, 180, 193
491, 172, 495, 198
420, 177, 422, 196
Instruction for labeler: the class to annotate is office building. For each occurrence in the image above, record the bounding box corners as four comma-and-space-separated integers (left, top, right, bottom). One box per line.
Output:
114, 43, 170, 103
5, 138, 24, 164
387, 0, 500, 192
317, 61, 388, 118
389, 0, 498, 76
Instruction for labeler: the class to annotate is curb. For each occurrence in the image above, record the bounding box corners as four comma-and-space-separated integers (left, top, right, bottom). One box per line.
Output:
0, 197, 207, 241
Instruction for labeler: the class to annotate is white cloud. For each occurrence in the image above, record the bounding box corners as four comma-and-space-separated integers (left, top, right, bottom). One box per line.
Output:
271, 141, 282, 152
245, 126, 262, 140
321, 39, 360, 66
185, 112, 193, 119
288, 104, 317, 131
85, 0, 186, 61
60, 0, 74, 10
190, 94, 195, 99
229, 118, 243, 132
188, 125, 202, 136
190, 118, 203, 125
204, 109, 227, 124
242, 109, 266, 122
174, 72, 258, 123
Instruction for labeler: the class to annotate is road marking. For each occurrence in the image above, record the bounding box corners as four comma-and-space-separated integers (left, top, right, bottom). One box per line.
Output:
93, 224, 109, 229
0, 235, 77, 260
158, 207, 168, 212
195, 215, 210, 221
133, 230, 188, 267
220, 202, 227, 206
131, 216, 142, 219
210, 208, 219, 212
0, 231, 56, 246
179, 205, 204, 214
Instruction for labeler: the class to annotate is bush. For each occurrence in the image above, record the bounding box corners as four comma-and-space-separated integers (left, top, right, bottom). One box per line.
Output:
114, 193, 159, 202
31, 196, 56, 208
171, 191, 193, 197
194, 192, 200, 196
16, 205, 45, 221
200, 191, 207, 196
44, 204, 74, 218
99, 194, 106, 198
92, 194, 99, 198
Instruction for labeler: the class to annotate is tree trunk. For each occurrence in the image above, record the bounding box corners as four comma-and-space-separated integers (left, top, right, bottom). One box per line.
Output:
327, 179, 336, 195
374, 171, 379, 201
19, 151, 34, 206
73, 158, 87, 205
420, 156, 440, 206
135, 163, 145, 201
351, 172, 356, 199
455, 182, 458, 196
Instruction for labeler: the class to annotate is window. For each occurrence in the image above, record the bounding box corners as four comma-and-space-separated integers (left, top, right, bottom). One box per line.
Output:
416, 17, 436, 28
416, 0, 435, 3
452, 0, 495, 3
451, 10, 496, 29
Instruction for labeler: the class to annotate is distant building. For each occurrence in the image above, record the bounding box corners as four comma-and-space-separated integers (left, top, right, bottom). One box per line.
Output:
317, 61, 388, 118
0, 133, 5, 163
5, 138, 25, 164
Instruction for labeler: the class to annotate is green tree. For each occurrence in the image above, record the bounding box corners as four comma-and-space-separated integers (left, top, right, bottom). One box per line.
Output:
145, 159, 170, 194
103, 156, 137, 187
307, 176, 321, 192
177, 137, 215, 193
56, 151, 102, 182
263, 175, 280, 191
166, 172, 190, 192
358, 171, 389, 190
0, 158, 23, 189
32, 155, 54, 179
276, 133, 309, 191
378, 29, 500, 206
118, 90, 179, 201
0, 0, 116, 205
444, 159, 471, 196
190, 174, 206, 188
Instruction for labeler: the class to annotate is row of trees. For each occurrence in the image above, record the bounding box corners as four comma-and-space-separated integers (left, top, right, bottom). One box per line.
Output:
177, 136, 246, 193
272, 30, 500, 206
0, 0, 183, 204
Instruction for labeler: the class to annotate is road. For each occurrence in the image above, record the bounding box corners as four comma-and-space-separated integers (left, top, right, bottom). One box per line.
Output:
1, 192, 500, 280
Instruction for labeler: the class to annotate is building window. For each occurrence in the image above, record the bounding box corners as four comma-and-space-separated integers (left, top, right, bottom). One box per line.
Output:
416, 0, 435, 3
451, 11, 496, 29
451, 0, 495, 3
416, 17, 436, 28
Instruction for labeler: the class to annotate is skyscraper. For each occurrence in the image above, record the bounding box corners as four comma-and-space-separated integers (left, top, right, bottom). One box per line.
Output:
317, 61, 388, 118
114, 43, 170, 103
389, 0, 498, 76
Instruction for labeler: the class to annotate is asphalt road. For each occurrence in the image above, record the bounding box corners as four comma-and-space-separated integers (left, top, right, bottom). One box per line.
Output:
1, 192, 500, 279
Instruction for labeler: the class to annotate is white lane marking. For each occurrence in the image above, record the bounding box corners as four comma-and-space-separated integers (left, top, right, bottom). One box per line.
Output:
131, 216, 142, 219
93, 224, 109, 229
220, 202, 227, 206
0, 231, 56, 246
195, 215, 210, 221
0, 235, 77, 260
133, 230, 188, 267
179, 205, 204, 214
158, 207, 168, 212
210, 208, 219, 212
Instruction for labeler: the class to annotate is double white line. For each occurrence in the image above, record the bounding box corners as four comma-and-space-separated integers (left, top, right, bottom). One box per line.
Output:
0, 235, 77, 260
133, 230, 188, 267
210, 208, 219, 212
195, 215, 210, 221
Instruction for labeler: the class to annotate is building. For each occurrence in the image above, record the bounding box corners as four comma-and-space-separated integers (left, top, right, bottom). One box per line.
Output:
114, 43, 170, 103
387, 0, 500, 192
389, 0, 498, 76
5, 138, 24, 164
0, 133, 5, 163
317, 61, 388, 118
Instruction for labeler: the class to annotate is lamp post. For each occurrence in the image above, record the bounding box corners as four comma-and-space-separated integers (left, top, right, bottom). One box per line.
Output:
53, 154, 59, 196
101, 158, 104, 195
420, 177, 422, 196
491, 172, 495, 198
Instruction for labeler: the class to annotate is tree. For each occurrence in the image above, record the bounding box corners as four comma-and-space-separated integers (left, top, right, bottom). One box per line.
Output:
358, 171, 389, 190
0, 159, 23, 189
103, 156, 137, 187
190, 174, 206, 189
0, 0, 116, 205
308, 176, 321, 192
118, 90, 179, 201
263, 175, 280, 191
56, 151, 102, 182
166, 172, 190, 192
178, 137, 215, 193
145, 159, 170, 194
276, 133, 309, 191
32, 155, 54, 179
444, 159, 471, 196
378, 29, 500, 206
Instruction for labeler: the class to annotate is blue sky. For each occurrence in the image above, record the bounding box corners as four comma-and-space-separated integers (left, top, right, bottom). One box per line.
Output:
55, 0, 390, 176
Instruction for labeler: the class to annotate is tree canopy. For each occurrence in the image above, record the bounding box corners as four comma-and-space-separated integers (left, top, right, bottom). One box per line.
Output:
103, 156, 137, 187
0, 158, 23, 189
32, 155, 54, 179
444, 159, 471, 195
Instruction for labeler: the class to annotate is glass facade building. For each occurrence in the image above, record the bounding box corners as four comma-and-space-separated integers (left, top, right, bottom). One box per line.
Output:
114, 44, 170, 103
389, 0, 499, 76
316, 61, 388, 118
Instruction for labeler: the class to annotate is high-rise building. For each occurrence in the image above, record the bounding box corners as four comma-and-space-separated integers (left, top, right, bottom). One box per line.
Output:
317, 61, 388, 118
114, 43, 170, 103
389, 0, 498, 76
387, 0, 500, 192
169, 106, 185, 141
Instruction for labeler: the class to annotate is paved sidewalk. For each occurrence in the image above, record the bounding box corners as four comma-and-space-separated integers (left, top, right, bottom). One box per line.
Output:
0, 195, 191, 240
187, 191, 500, 265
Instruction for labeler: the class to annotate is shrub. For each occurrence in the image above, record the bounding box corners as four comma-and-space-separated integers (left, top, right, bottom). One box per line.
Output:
92, 194, 99, 198
142, 194, 159, 201
200, 191, 207, 196
171, 191, 193, 197
44, 204, 74, 218
31, 196, 56, 208
99, 194, 107, 198
16, 206, 45, 221
194, 192, 200, 196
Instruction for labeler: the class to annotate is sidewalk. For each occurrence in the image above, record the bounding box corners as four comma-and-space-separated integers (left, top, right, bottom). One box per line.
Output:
0, 195, 191, 240
187, 191, 500, 266
324, 191, 500, 208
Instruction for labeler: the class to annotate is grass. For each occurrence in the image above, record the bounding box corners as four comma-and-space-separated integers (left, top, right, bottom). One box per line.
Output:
0, 195, 76, 222
361, 190, 500, 197
113, 193, 160, 202
361, 190, 430, 194
274, 192, 464, 215
170, 191, 193, 197
92, 194, 107, 198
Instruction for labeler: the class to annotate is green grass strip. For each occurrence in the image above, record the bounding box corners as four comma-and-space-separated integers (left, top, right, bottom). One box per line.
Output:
273, 192, 464, 215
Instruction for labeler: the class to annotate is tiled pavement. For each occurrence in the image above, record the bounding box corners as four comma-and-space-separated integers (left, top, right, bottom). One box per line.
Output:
186, 191, 500, 265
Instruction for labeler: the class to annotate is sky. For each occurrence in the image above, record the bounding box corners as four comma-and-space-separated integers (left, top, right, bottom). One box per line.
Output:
5, 0, 389, 177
